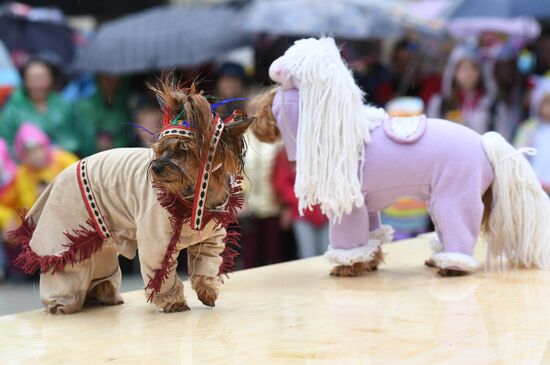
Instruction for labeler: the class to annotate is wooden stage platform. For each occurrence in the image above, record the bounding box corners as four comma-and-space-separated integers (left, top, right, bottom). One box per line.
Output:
1, 237, 550, 364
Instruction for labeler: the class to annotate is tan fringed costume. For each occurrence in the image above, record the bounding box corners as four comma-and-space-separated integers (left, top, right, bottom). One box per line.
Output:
10, 148, 240, 314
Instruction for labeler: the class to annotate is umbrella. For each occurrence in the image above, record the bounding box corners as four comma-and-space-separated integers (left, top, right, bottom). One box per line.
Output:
243, 0, 403, 39
446, 0, 546, 43
0, 2, 75, 68
448, 17, 540, 41
448, 0, 550, 19
74, 6, 251, 75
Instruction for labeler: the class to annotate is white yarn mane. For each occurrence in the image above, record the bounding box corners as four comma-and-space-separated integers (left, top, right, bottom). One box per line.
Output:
281, 37, 385, 222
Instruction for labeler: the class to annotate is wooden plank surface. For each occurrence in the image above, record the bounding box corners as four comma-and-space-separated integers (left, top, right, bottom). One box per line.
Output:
1, 238, 550, 365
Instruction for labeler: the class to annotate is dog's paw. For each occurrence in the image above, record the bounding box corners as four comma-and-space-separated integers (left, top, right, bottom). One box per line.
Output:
93, 281, 124, 306
162, 302, 191, 313
330, 249, 383, 277
424, 258, 437, 268
437, 268, 468, 277
330, 261, 378, 277
191, 276, 219, 308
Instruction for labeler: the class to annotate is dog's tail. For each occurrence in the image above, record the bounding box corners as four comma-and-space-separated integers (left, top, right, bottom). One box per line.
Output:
481, 131, 550, 269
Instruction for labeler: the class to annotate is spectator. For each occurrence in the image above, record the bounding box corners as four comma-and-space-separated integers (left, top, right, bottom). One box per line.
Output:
535, 29, 550, 76
0, 58, 86, 156
5, 123, 78, 281
240, 132, 283, 268
128, 94, 161, 147
0, 139, 17, 232
272, 148, 329, 258
486, 44, 528, 142
375, 39, 441, 106
74, 74, 131, 153
216, 62, 246, 98
13, 123, 78, 210
0, 138, 17, 281
427, 45, 492, 134
343, 39, 391, 106
514, 77, 550, 193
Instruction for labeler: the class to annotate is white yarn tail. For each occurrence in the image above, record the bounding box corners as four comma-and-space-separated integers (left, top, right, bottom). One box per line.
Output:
481, 132, 550, 269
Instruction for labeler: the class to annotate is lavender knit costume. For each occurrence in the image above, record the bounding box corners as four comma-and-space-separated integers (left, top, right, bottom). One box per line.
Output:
273, 88, 494, 269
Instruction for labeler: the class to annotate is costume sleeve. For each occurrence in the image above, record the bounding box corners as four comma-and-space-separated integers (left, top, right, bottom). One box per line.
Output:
328, 203, 371, 250
324, 203, 384, 266
136, 207, 181, 297
187, 225, 226, 278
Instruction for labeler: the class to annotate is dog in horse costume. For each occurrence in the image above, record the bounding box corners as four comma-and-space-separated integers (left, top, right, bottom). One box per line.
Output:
252, 37, 550, 276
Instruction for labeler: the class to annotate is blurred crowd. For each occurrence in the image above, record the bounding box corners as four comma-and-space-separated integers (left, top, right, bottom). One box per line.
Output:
2, 12, 550, 284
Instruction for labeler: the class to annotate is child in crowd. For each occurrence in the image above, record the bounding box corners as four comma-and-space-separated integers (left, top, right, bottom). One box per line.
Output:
427, 45, 492, 134
0, 139, 18, 280
4, 123, 78, 280
486, 44, 528, 142
272, 148, 328, 258
239, 94, 283, 268
514, 78, 550, 193
240, 132, 283, 268
13, 123, 78, 208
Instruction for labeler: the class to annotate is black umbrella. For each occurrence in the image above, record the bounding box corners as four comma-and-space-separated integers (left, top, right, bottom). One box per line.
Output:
74, 5, 251, 75
0, 2, 75, 68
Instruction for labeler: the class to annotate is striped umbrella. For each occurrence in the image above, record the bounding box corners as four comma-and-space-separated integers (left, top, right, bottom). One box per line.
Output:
75, 5, 250, 75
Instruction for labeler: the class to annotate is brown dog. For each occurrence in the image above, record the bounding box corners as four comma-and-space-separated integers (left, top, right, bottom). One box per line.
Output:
10, 81, 251, 314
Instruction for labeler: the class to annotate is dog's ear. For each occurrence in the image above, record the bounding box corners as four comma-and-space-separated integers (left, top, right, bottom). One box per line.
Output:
225, 118, 253, 138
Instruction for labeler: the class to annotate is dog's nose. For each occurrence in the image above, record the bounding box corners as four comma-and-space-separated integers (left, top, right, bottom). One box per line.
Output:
152, 163, 164, 174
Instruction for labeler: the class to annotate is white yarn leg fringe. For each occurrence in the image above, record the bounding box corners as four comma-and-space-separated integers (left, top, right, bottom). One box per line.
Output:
370, 224, 394, 244
325, 239, 382, 266
482, 132, 550, 269
432, 252, 480, 272
419, 231, 444, 254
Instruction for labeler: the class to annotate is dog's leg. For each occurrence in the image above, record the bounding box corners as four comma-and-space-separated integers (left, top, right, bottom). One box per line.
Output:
84, 245, 124, 306
151, 279, 190, 313
191, 275, 220, 307
330, 248, 384, 276
41, 265, 91, 314
186, 232, 226, 308
88, 280, 124, 306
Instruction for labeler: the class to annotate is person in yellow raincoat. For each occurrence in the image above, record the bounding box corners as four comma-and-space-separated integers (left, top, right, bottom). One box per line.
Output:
0, 138, 18, 279
4, 123, 77, 280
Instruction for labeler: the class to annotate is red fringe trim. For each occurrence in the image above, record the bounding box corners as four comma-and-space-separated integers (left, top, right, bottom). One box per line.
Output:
147, 179, 243, 302
9, 211, 105, 275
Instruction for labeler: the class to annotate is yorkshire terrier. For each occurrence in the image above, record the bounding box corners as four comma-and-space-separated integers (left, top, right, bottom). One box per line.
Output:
10, 80, 251, 314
